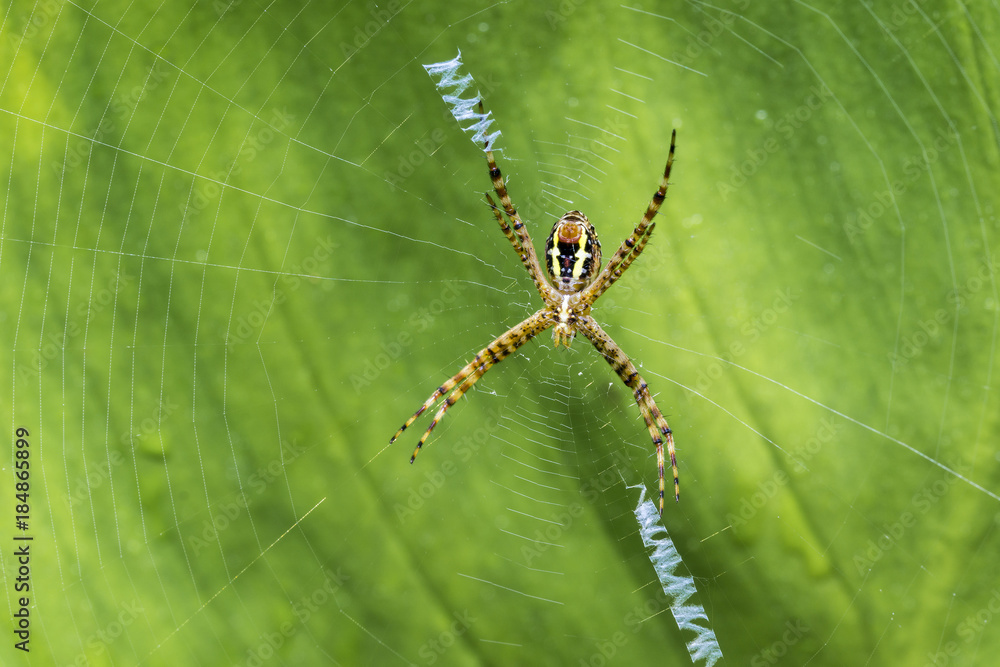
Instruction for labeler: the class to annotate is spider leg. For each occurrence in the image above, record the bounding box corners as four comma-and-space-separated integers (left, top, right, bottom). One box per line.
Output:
583, 129, 675, 303
487, 192, 525, 254
390, 368, 476, 446
479, 100, 554, 303
391, 309, 557, 461
486, 193, 553, 299
576, 315, 679, 515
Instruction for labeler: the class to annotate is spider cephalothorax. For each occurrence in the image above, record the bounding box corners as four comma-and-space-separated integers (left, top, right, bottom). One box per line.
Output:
392, 100, 679, 514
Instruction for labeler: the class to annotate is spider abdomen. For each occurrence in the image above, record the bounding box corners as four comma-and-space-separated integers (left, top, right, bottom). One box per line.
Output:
544, 211, 602, 293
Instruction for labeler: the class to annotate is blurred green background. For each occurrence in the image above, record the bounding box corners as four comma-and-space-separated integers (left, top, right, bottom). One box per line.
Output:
2, 1, 999, 664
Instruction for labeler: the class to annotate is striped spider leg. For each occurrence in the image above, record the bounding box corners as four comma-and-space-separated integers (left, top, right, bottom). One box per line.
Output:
578, 129, 680, 509
575, 315, 679, 510
582, 130, 676, 303
389, 308, 556, 461
391, 110, 680, 514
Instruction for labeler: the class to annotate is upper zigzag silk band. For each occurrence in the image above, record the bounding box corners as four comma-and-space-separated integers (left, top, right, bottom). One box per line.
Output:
423, 49, 501, 151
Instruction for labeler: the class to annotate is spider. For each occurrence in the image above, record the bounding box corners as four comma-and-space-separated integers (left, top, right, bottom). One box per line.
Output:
391, 103, 679, 514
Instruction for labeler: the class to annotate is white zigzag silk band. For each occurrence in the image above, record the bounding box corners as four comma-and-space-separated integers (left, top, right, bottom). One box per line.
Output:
422, 48, 721, 667
423, 50, 500, 151
633, 485, 723, 666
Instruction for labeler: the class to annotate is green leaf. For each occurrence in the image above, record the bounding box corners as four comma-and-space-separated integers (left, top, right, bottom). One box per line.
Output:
2, 2, 998, 665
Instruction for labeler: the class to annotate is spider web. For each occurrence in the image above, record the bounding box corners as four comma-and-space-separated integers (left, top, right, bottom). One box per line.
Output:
1, 1, 999, 665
